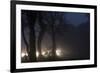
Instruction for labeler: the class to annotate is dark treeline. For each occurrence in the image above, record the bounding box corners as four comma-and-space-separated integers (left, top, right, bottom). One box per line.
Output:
21, 10, 90, 62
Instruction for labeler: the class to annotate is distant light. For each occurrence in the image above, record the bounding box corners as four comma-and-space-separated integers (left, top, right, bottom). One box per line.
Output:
21, 52, 28, 58
42, 51, 45, 56
21, 52, 26, 58
56, 49, 62, 57
25, 52, 28, 56
36, 51, 39, 58
42, 51, 48, 57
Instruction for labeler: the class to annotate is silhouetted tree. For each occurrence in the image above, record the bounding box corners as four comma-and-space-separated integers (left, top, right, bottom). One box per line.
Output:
21, 11, 29, 62
37, 11, 64, 60
26, 11, 37, 62
37, 12, 47, 60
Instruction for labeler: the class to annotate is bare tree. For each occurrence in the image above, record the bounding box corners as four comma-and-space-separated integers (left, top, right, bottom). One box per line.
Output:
37, 12, 64, 60
26, 11, 37, 62
21, 11, 29, 62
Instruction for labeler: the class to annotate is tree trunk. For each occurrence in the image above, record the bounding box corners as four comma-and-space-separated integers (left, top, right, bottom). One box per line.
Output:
37, 12, 46, 60
27, 11, 37, 62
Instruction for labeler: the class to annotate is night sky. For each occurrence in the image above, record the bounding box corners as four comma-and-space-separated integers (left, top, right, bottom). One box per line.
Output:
21, 10, 90, 62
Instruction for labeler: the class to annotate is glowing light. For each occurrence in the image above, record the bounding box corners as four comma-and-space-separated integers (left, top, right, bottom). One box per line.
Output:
42, 51, 48, 57
56, 49, 62, 57
36, 51, 39, 58
21, 52, 28, 58
21, 52, 26, 57
42, 51, 45, 56
25, 52, 28, 56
